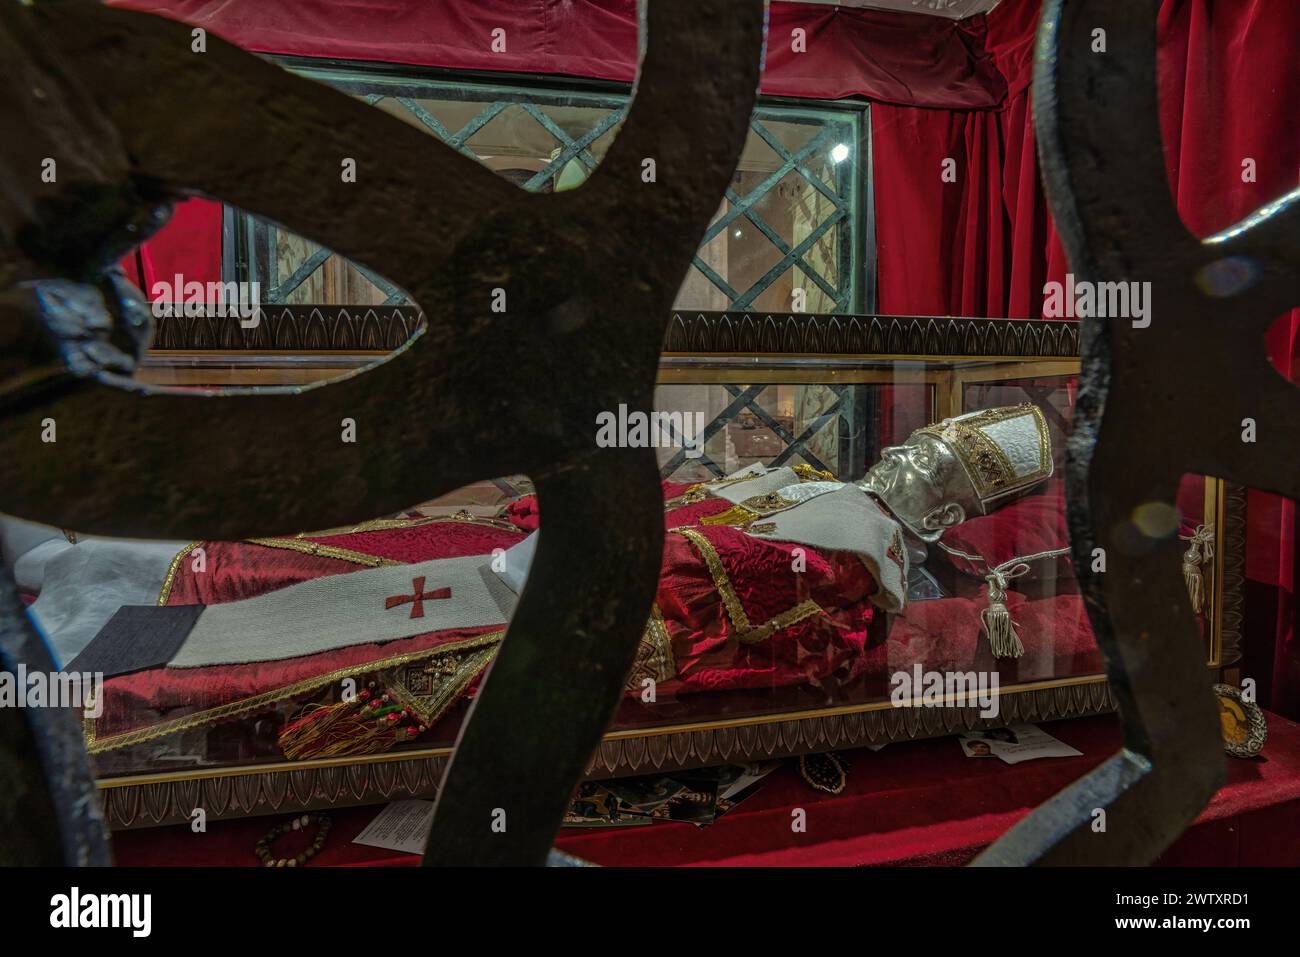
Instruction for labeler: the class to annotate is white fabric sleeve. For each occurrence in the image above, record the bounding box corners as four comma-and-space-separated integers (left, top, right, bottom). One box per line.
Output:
27, 538, 189, 667
495, 531, 538, 595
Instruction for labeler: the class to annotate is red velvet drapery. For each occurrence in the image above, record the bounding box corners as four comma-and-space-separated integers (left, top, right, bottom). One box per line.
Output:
110, 712, 1300, 867
871, 0, 1067, 319
109, 0, 1004, 108
119, 198, 222, 293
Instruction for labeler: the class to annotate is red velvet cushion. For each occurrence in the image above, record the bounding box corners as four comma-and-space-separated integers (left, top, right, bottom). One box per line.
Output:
936, 480, 1071, 580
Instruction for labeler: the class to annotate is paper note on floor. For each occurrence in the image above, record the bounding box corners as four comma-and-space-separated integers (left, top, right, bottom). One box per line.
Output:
353, 799, 436, 855
958, 723, 1082, 765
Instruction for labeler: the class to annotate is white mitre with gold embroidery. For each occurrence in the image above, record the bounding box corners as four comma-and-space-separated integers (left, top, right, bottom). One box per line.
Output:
918, 403, 1052, 514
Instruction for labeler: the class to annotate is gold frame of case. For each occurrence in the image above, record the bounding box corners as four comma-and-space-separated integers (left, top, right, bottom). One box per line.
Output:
96, 309, 1242, 829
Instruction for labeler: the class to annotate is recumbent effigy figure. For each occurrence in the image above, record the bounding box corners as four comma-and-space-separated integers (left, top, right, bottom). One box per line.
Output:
1, 404, 1053, 761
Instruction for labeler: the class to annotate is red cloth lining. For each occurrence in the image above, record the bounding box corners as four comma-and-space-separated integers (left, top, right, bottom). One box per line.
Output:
888, 590, 1099, 682
110, 710, 1300, 867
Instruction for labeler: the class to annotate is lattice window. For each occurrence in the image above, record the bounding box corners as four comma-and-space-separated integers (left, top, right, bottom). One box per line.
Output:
228, 64, 866, 314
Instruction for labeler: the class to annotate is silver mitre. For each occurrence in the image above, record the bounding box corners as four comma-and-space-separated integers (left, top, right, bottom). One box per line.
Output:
856, 404, 1053, 542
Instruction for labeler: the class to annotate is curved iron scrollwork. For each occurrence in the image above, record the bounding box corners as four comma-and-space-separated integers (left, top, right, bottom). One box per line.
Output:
978, 0, 1299, 865
0, 0, 765, 865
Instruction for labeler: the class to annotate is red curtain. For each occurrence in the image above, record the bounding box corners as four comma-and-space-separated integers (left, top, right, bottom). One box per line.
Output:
109, 0, 1003, 108
117, 198, 222, 293
872, 0, 1064, 319
872, 0, 1299, 716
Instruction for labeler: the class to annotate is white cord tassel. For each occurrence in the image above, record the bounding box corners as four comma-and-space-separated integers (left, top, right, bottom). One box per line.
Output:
982, 562, 1031, 658
1180, 525, 1215, 615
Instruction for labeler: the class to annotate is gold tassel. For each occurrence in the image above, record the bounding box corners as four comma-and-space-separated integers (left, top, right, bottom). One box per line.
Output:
981, 597, 1024, 658
982, 569, 1026, 658
1183, 544, 1205, 614
278, 687, 418, 761
1180, 525, 1214, 615
277, 701, 356, 759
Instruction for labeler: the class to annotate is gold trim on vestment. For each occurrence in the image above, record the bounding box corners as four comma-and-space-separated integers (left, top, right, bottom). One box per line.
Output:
292, 516, 441, 538
679, 465, 843, 526
157, 542, 205, 605
698, 503, 761, 526
83, 631, 506, 755
739, 600, 824, 643
165, 521, 524, 605
792, 464, 836, 482
296, 511, 522, 538
245, 537, 403, 568
663, 472, 758, 511
673, 527, 826, 644
740, 491, 801, 514
664, 485, 711, 510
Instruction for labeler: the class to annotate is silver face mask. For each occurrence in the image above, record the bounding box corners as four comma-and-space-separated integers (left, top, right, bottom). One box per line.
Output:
855, 433, 978, 542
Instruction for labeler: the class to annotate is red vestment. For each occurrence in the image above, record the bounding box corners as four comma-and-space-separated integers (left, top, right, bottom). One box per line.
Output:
86, 480, 883, 759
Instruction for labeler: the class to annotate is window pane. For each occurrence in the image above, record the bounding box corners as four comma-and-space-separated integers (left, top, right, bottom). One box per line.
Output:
233, 67, 860, 313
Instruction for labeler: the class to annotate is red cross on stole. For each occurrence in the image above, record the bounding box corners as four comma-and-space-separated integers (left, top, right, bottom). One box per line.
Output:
385, 576, 451, 619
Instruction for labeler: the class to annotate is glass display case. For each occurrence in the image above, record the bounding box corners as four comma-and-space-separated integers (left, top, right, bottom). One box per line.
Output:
6, 309, 1240, 829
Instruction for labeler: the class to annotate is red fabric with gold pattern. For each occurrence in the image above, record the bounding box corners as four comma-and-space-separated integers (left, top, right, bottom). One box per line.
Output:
164, 521, 521, 605
163, 544, 361, 606
505, 480, 736, 531
653, 526, 878, 694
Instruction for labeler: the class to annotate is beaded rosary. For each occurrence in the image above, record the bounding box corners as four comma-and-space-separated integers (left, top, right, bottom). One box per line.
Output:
255, 813, 332, 867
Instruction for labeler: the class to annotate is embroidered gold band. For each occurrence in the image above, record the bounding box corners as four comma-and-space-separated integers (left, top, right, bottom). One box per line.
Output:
384, 644, 499, 727
245, 537, 403, 568
626, 603, 676, 690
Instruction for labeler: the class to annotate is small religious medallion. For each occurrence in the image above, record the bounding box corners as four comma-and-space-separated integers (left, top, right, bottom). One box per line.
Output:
1212, 683, 1267, 758
741, 491, 798, 514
